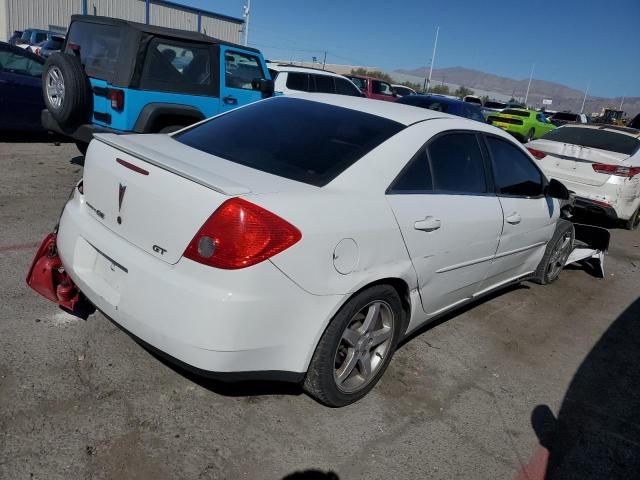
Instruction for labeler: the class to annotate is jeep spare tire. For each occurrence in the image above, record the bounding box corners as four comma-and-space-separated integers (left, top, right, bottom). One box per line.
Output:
43, 53, 92, 125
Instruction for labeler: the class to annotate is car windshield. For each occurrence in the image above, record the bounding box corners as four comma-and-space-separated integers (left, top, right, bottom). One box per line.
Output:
541, 127, 640, 155
175, 97, 405, 187
502, 109, 531, 117
484, 101, 506, 109
347, 76, 366, 90
552, 112, 579, 121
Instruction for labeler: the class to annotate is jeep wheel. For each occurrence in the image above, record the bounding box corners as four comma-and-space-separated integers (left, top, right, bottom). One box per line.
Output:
43, 53, 92, 125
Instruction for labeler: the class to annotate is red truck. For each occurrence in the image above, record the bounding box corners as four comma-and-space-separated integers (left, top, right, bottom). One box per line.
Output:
345, 74, 398, 102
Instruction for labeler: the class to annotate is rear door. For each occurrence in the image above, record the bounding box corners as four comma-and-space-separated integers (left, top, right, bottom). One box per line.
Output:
0, 46, 44, 129
386, 131, 503, 316
480, 135, 558, 290
220, 46, 268, 112
371, 79, 396, 102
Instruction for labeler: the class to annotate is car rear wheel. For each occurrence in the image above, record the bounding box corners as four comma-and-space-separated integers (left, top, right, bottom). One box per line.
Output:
304, 285, 402, 407
42, 53, 92, 125
624, 207, 640, 231
532, 219, 575, 285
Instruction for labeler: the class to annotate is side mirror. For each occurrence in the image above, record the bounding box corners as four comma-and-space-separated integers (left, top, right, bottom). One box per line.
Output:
545, 178, 570, 200
252, 78, 275, 97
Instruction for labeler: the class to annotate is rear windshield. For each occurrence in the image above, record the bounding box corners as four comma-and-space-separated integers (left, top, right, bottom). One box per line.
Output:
552, 112, 579, 121
175, 97, 405, 187
541, 127, 640, 155
347, 76, 367, 90
397, 96, 449, 112
484, 101, 506, 109
464, 97, 482, 105
65, 21, 121, 80
502, 109, 531, 117
44, 37, 64, 49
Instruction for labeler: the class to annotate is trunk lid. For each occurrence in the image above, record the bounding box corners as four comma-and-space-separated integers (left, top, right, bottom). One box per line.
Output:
84, 134, 311, 264
529, 138, 630, 187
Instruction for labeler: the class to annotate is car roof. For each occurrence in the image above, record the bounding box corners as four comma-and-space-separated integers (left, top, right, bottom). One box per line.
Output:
557, 124, 640, 138
70, 14, 259, 53
267, 64, 342, 77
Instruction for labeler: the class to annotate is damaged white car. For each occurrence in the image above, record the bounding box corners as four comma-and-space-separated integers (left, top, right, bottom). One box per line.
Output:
526, 124, 640, 230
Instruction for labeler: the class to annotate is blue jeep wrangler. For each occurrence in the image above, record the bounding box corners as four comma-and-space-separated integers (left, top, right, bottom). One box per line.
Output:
41, 15, 273, 154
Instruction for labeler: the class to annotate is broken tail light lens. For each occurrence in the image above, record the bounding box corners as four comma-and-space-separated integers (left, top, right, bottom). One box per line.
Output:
592, 164, 640, 178
183, 198, 302, 269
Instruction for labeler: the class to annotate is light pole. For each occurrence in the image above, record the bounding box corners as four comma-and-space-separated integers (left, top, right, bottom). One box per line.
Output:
243, 0, 251, 46
580, 80, 590, 114
425, 26, 440, 93
524, 64, 534, 106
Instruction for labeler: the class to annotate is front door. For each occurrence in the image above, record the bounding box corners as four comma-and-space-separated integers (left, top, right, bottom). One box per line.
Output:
220, 46, 268, 113
386, 132, 503, 316
479, 135, 559, 291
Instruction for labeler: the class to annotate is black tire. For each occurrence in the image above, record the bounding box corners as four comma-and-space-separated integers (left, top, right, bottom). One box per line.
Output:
524, 128, 535, 142
158, 125, 186, 134
304, 285, 403, 407
42, 53, 92, 125
624, 207, 640, 231
75, 141, 88, 156
532, 219, 575, 285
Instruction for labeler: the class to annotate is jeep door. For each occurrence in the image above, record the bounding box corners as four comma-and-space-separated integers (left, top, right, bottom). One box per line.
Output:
220, 46, 269, 113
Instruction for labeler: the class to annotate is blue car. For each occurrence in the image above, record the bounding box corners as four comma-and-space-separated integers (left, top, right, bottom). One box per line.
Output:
41, 15, 274, 154
395, 94, 487, 123
0, 41, 45, 131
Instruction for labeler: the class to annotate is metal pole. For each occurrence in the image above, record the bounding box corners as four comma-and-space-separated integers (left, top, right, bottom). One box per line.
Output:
243, 0, 251, 46
580, 80, 590, 114
145, 0, 150, 24
524, 64, 534, 106
322, 51, 327, 70
619, 96, 625, 110
426, 26, 439, 93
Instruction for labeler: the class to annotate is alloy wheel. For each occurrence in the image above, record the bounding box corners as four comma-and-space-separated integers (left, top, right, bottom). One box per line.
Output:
546, 231, 573, 281
333, 300, 395, 393
45, 66, 65, 110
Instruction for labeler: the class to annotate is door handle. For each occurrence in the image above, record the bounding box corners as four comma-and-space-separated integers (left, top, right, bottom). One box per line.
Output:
223, 95, 238, 105
414, 216, 441, 232
506, 212, 522, 225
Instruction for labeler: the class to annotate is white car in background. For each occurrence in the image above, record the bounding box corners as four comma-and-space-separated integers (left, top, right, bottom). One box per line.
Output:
527, 124, 640, 229
29, 95, 585, 407
267, 63, 363, 97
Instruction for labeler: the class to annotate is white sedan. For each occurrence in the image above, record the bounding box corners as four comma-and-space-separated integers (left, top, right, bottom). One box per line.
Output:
527, 124, 640, 230
28, 95, 576, 406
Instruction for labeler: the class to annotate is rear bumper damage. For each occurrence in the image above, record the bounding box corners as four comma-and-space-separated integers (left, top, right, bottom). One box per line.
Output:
564, 223, 610, 278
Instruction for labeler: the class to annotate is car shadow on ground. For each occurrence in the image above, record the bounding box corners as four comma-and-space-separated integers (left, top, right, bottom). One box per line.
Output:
282, 470, 340, 479
530, 297, 640, 479
0, 131, 70, 143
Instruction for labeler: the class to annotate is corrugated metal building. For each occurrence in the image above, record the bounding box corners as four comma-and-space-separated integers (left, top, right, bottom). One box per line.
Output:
0, 0, 244, 43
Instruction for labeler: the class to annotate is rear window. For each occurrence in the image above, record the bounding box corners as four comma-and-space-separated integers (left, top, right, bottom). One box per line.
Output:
175, 97, 405, 187
484, 101, 506, 109
285, 72, 309, 91
65, 21, 121, 80
502, 109, 531, 117
541, 127, 640, 155
552, 112, 579, 121
44, 37, 64, 50
397, 96, 448, 112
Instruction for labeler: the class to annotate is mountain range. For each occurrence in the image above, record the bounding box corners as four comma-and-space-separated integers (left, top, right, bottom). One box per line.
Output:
394, 67, 639, 118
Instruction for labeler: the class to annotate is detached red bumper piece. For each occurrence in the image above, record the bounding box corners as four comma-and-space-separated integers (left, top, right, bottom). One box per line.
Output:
26, 233, 81, 311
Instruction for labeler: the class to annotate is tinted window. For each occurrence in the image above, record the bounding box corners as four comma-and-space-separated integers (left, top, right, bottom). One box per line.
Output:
464, 96, 482, 105
389, 152, 432, 192
175, 97, 405, 187
541, 127, 640, 155
484, 101, 506, 109
285, 72, 309, 91
313, 74, 335, 93
65, 22, 121, 80
427, 133, 487, 193
552, 112, 579, 121
34, 32, 47, 44
335, 78, 361, 96
393, 86, 414, 96
396, 96, 448, 112
225, 50, 264, 90
487, 136, 543, 196
44, 37, 64, 50
0, 50, 43, 77
21, 31, 32, 42
502, 109, 531, 117
141, 39, 211, 95
372, 80, 394, 96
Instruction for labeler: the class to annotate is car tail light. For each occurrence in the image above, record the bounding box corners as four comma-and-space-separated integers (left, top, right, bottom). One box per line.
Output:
35, 47, 41, 56
527, 147, 547, 160
108, 89, 124, 111
184, 198, 302, 269
591, 163, 640, 178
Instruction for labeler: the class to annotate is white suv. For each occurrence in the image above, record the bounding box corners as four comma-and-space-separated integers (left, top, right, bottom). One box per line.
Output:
527, 124, 640, 229
267, 63, 363, 97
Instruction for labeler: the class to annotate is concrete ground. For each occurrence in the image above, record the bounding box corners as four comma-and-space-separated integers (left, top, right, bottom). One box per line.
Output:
1, 139, 639, 480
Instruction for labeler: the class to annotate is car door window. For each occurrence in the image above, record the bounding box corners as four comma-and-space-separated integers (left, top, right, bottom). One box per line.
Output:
34, 32, 47, 44
486, 136, 544, 197
388, 150, 433, 193
313, 74, 335, 93
335, 78, 361, 96
285, 72, 310, 91
427, 133, 487, 193
224, 50, 264, 90
347, 76, 366, 90
372, 80, 394, 96
0, 50, 42, 77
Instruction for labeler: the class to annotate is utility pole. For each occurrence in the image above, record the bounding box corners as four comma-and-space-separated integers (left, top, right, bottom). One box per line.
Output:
580, 80, 590, 114
243, 0, 251, 46
524, 64, 535, 106
425, 26, 440, 93
619, 96, 625, 110
322, 51, 327, 70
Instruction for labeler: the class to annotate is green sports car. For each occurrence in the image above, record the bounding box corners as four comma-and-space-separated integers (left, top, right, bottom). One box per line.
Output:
487, 108, 556, 142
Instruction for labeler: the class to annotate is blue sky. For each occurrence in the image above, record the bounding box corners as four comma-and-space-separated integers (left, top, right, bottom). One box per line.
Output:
179, 0, 639, 98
